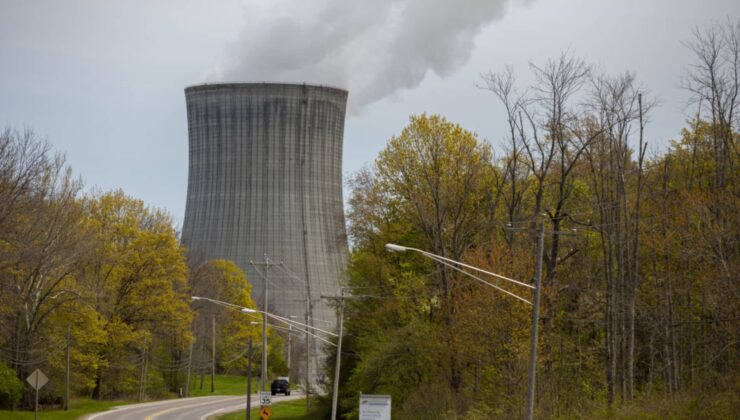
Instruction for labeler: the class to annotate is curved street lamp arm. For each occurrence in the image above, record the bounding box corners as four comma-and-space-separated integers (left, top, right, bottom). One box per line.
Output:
414, 247, 535, 290
270, 324, 338, 348
257, 310, 339, 337
194, 296, 338, 336
425, 254, 532, 305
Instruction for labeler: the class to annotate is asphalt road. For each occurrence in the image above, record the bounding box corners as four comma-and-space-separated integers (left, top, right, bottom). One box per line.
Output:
84, 392, 303, 420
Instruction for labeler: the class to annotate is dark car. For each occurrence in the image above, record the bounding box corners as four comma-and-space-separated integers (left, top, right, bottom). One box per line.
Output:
271, 379, 290, 396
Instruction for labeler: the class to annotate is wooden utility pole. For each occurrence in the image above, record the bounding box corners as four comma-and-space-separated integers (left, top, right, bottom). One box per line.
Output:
247, 336, 252, 420
305, 299, 311, 414
250, 257, 274, 392
262, 265, 268, 392
526, 223, 545, 420
65, 325, 70, 410
287, 324, 292, 375
185, 340, 194, 397
504, 220, 573, 419
212, 316, 216, 392
142, 345, 149, 401
138, 343, 149, 402
322, 288, 346, 420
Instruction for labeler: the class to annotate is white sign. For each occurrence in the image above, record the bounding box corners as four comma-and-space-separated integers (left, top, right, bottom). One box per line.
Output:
359, 394, 391, 420
260, 391, 272, 406
26, 369, 48, 391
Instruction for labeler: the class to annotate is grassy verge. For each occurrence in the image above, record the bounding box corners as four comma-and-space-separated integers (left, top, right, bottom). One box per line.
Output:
0, 374, 258, 420
219, 398, 320, 420
568, 386, 739, 419
0, 398, 126, 420
188, 374, 257, 397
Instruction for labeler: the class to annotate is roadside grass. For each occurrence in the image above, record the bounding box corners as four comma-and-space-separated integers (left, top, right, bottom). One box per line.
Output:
188, 374, 256, 397
562, 385, 740, 420
219, 398, 320, 420
0, 374, 258, 420
0, 398, 125, 420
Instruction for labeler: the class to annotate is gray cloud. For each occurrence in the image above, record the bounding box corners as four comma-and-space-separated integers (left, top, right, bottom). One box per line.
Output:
207, 0, 516, 113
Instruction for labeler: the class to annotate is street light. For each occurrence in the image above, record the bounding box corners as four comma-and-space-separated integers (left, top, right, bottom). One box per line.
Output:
385, 243, 535, 304
385, 237, 544, 420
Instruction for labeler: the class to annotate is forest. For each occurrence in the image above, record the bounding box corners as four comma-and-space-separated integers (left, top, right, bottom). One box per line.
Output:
0, 129, 288, 410
332, 21, 738, 418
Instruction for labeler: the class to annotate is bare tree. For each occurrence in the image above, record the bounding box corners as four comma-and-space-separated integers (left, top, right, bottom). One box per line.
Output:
0, 128, 85, 401
526, 52, 592, 285
583, 71, 654, 403
682, 19, 739, 191
480, 67, 531, 251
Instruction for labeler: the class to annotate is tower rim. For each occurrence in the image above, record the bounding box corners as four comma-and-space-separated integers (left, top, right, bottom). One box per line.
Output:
184, 82, 348, 96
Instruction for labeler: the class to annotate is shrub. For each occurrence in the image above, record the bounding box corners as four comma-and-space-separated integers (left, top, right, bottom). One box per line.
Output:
0, 363, 23, 409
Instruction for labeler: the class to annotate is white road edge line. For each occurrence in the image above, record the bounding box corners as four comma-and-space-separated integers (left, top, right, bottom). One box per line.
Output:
200, 395, 303, 420
144, 396, 242, 420
86, 396, 238, 420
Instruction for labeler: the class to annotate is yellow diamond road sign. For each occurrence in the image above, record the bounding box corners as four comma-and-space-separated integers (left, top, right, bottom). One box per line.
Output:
259, 405, 273, 419
26, 369, 48, 390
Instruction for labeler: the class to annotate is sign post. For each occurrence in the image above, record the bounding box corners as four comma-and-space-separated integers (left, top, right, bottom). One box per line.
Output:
359, 394, 391, 420
26, 369, 49, 420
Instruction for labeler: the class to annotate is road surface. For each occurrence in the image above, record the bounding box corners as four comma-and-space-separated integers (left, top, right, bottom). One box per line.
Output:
84, 392, 302, 420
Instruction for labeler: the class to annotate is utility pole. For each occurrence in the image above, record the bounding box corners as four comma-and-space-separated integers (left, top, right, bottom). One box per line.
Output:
290, 298, 316, 415
526, 222, 545, 420
322, 288, 346, 420
305, 298, 311, 414
503, 220, 571, 420
250, 257, 274, 392
138, 343, 149, 402
212, 316, 216, 393
185, 340, 194, 397
142, 344, 148, 400
65, 325, 70, 411
247, 336, 252, 420
280, 262, 316, 414
262, 263, 268, 392
287, 324, 292, 376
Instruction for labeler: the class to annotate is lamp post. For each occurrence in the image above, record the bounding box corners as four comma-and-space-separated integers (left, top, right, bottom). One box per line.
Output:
385, 241, 541, 419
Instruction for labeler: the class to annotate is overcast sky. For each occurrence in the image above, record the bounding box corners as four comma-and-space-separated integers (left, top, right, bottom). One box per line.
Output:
1, 0, 738, 226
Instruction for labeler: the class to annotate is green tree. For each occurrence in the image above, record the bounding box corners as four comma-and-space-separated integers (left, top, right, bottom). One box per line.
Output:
80, 191, 192, 399
189, 259, 261, 388
0, 362, 23, 409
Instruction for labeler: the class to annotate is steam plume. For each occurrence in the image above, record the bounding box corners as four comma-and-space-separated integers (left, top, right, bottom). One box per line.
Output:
208, 0, 518, 113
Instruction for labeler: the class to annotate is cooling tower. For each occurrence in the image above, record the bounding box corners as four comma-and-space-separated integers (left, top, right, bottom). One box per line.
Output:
181, 83, 348, 368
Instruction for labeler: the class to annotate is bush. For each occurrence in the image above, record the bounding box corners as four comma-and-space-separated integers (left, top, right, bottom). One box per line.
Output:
0, 363, 23, 409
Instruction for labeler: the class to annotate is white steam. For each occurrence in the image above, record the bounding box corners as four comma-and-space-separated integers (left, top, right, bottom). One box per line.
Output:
208, 0, 518, 113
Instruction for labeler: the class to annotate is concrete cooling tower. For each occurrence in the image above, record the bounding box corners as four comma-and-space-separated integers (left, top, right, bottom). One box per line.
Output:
181, 83, 349, 378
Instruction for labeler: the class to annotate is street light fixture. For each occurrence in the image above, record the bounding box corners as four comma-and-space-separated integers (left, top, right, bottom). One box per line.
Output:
384, 243, 409, 252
